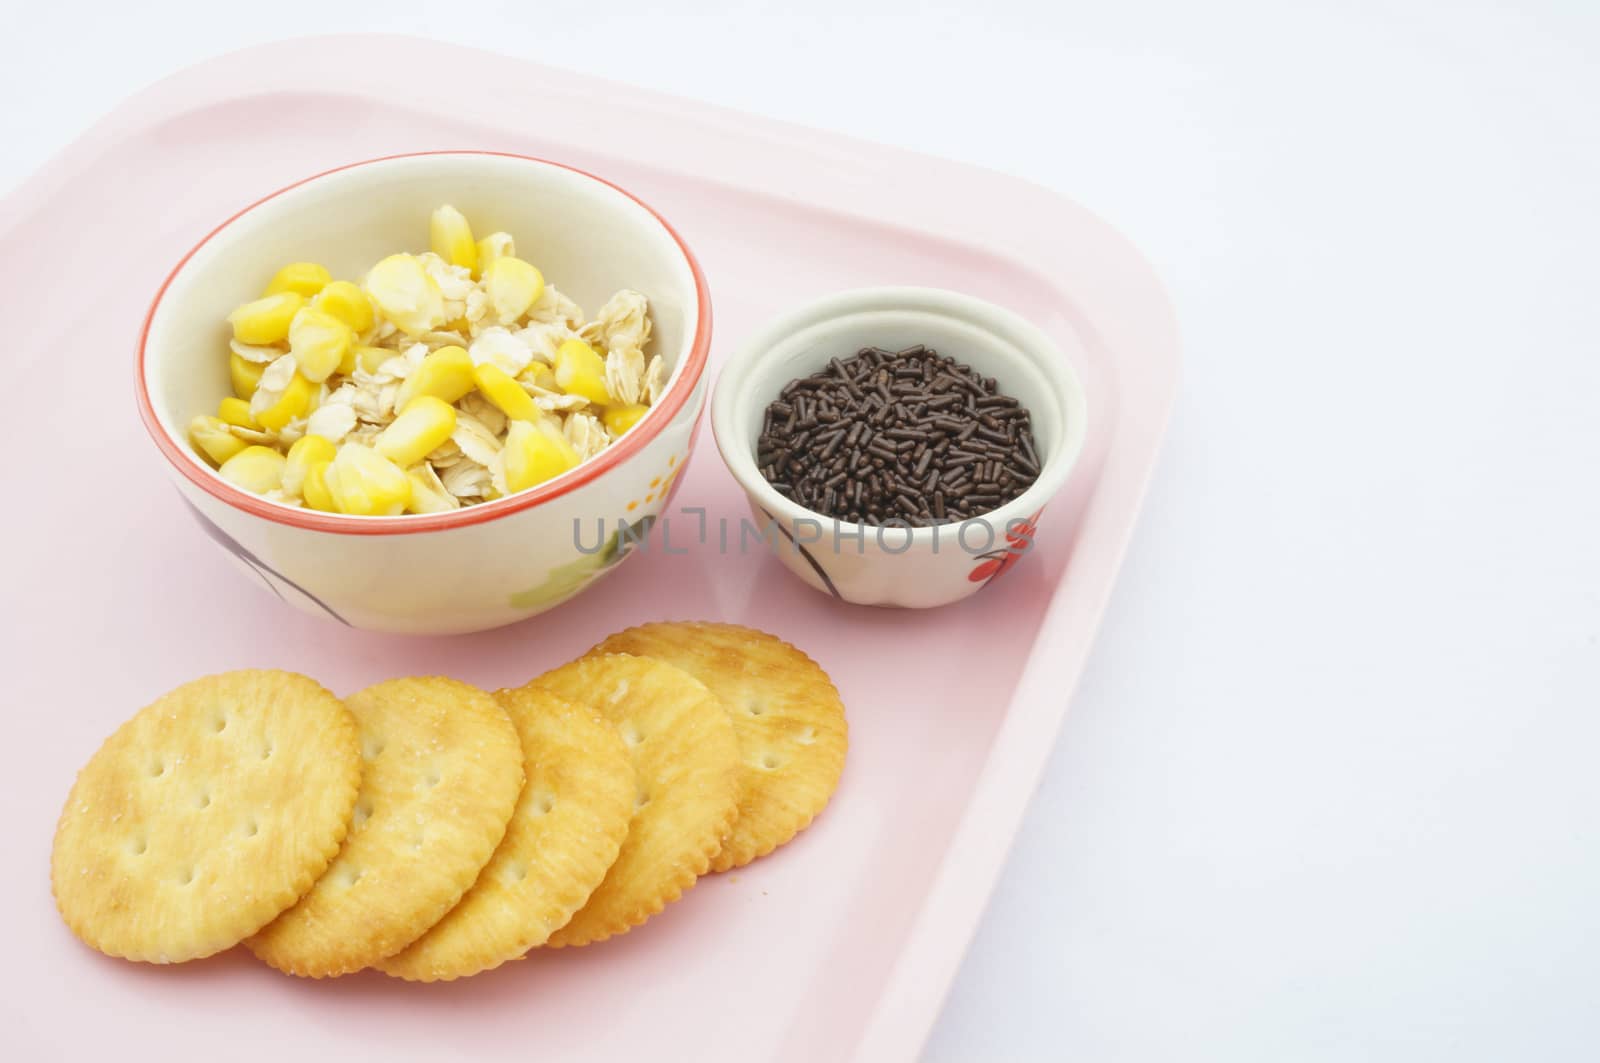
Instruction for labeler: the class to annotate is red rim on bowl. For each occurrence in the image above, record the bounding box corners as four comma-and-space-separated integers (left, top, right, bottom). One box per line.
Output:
136, 150, 713, 537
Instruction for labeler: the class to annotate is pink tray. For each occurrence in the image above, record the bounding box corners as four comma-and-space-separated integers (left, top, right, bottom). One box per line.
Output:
0, 36, 1177, 1062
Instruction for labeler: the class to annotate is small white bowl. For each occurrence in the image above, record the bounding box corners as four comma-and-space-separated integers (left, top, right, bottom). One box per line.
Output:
711, 287, 1087, 608
138, 152, 711, 634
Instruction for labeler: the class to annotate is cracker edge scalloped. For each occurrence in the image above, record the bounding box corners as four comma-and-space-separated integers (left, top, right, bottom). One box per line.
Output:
49, 675, 363, 964
246, 677, 524, 979
543, 792, 738, 948
377, 689, 634, 979
590, 622, 849, 875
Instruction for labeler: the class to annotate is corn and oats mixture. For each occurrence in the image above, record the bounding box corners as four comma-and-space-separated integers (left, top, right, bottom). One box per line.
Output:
187, 205, 666, 516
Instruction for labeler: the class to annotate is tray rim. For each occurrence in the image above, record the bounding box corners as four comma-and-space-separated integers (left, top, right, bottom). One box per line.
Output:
2, 34, 1180, 1062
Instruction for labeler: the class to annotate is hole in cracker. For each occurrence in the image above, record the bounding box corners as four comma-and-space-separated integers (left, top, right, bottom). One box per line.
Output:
745, 699, 765, 716
796, 726, 817, 745
352, 801, 374, 828
150, 762, 166, 778
195, 790, 211, 809
620, 723, 643, 747
342, 867, 364, 887
243, 819, 259, 838
178, 868, 194, 886
423, 772, 440, 789
363, 738, 385, 760
760, 753, 782, 771
213, 715, 227, 734
634, 790, 651, 810
130, 837, 147, 856
508, 863, 528, 883
260, 741, 274, 760
532, 793, 556, 815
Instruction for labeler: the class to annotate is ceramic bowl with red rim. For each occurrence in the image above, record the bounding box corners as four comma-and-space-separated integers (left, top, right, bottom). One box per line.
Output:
711, 287, 1086, 608
138, 152, 711, 634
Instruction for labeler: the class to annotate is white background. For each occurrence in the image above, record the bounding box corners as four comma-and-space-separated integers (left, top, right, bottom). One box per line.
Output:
5, 1, 1597, 1059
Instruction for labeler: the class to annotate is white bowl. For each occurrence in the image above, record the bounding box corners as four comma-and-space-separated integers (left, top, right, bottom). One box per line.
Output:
138, 152, 711, 634
711, 287, 1086, 608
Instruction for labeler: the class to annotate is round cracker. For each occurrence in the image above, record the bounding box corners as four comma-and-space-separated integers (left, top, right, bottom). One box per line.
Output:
51, 670, 361, 963
378, 688, 634, 981
248, 676, 523, 977
592, 622, 848, 871
529, 654, 740, 946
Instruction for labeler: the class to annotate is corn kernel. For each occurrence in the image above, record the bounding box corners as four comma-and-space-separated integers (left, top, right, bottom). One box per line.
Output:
282, 434, 337, 499
264, 262, 332, 298
375, 396, 457, 468
227, 292, 304, 345
326, 444, 411, 516
474, 231, 514, 279
255, 372, 315, 431
366, 253, 445, 336
502, 419, 580, 493
312, 280, 375, 333
553, 339, 613, 404
189, 416, 248, 466
287, 307, 352, 384
472, 362, 540, 423
484, 255, 544, 324
520, 362, 557, 391
217, 396, 258, 429
430, 204, 478, 274
342, 344, 393, 376
405, 466, 460, 514
301, 460, 336, 512
230, 352, 266, 399
602, 403, 649, 436
394, 344, 474, 409
217, 445, 287, 494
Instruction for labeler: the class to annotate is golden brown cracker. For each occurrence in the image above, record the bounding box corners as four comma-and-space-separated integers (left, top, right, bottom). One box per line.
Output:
378, 687, 634, 981
529, 654, 740, 946
51, 670, 361, 963
593, 622, 847, 871
248, 676, 523, 977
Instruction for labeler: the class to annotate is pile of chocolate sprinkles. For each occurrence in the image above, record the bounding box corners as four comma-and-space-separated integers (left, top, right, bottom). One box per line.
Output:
756, 345, 1041, 525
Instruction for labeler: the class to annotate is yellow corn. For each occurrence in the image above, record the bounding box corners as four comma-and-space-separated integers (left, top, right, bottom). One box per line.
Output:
230, 352, 266, 399
217, 396, 258, 429
375, 396, 457, 468
287, 307, 352, 384
312, 280, 375, 333
474, 231, 514, 279
484, 255, 544, 324
472, 362, 540, 423
366, 253, 445, 336
282, 434, 337, 499
326, 444, 411, 516
189, 416, 249, 466
217, 445, 287, 494
263, 262, 332, 298
394, 344, 474, 409
553, 339, 612, 404
254, 372, 315, 431
430, 204, 478, 273
341, 344, 393, 376
502, 418, 580, 493
301, 460, 337, 512
405, 466, 460, 514
227, 292, 304, 345
602, 403, 649, 436
520, 362, 557, 391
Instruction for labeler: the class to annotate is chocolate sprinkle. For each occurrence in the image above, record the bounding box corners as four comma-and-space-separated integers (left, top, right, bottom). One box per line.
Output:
756, 344, 1042, 525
